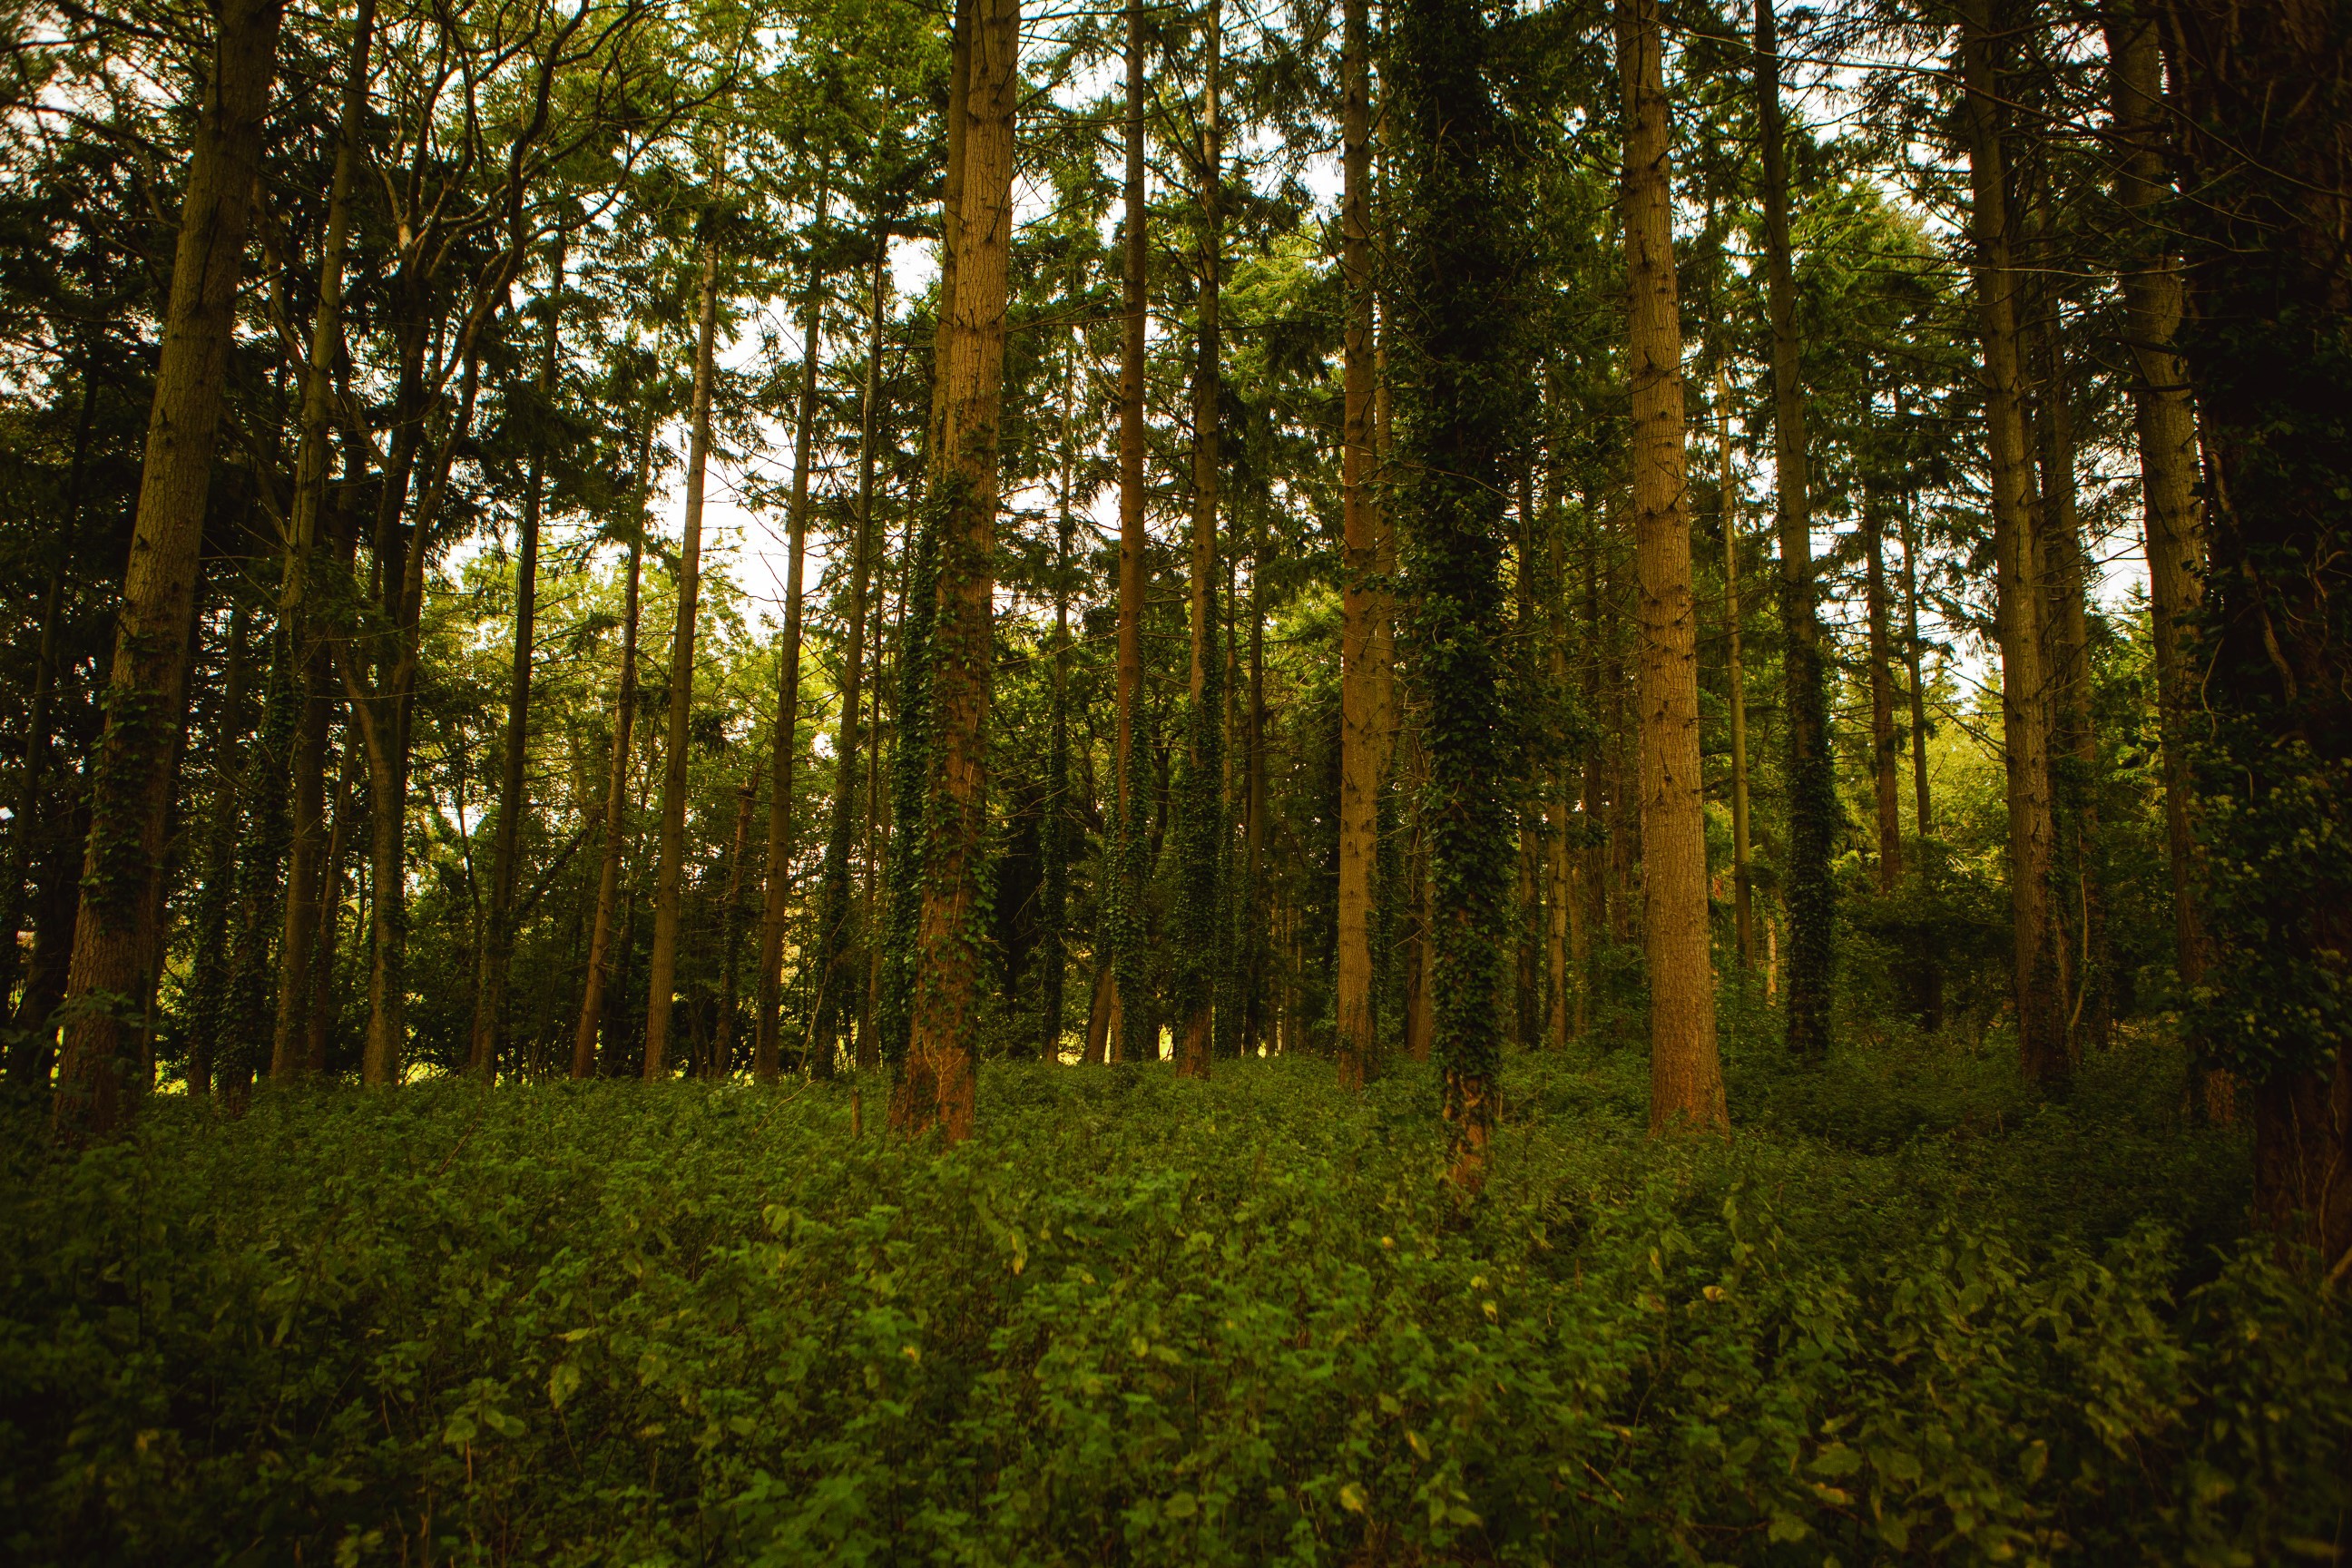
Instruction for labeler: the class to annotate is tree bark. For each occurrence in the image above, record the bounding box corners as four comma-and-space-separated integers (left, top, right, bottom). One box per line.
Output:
470, 232, 564, 1078
1863, 482, 1902, 892
1958, 0, 2065, 1088
273, 0, 374, 1081
1622, 0, 1725, 1134
1038, 314, 1077, 1059
2103, 3, 2206, 999
573, 424, 651, 1078
897, 0, 1019, 1141
816, 231, 891, 1071
713, 762, 760, 1074
643, 223, 723, 1080
1336, 0, 1387, 1091
1111, 0, 1151, 1065
1177, 0, 1224, 1081
54, 0, 286, 1139
753, 180, 833, 1080
1715, 361, 1752, 974
1756, 0, 1834, 1061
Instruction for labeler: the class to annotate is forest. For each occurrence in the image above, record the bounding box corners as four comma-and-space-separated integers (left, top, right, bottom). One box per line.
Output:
2, 0, 2349, 1558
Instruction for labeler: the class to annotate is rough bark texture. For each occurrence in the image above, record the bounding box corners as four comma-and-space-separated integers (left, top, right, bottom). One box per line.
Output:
1622, 0, 1724, 1135
1959, 0, 2066, 1089
1756, 0, 1833, 1061
897, 0, 1018, 1142
54, 0, 286, 1140
642, 230, 722, 1080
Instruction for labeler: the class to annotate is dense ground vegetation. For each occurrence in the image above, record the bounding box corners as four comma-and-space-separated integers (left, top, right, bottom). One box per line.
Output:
6, 0, 2352, 1555
6, 1036, 2346, 1565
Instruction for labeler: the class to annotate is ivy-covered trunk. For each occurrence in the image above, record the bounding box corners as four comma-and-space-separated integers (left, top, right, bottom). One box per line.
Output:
1394, 0, 1518, 1190
53, 0, 286, 1140
1175, 0, 1224, 1082
1862, 484, 1901, 893
643, 224, 721, 1082
2162, 0, 2352, 1265
1958, 0, 2066, 1090
1620, 0, 1723, 1135
1755, 0, 1835, 1062
898, 0, 1018, 1141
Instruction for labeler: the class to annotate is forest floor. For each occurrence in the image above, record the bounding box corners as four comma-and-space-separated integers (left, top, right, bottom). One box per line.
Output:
5, 1014, 2347, 1565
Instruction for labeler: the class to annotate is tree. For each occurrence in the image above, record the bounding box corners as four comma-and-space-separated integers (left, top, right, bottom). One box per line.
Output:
1620, 0, 1723, 1134
53, 0, 288, 1140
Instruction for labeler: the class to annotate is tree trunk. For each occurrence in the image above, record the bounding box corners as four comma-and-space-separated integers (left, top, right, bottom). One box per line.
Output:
187, 598, 254, 1097
2104, 3, 2207, 1006
573, 425, 651, 1078
2158, 0, 2352, 1263
1111, 0, 1151, 1066
52, 0, 287, 1140
1715, 361, 1752, 975
1622, 0, 1725, 1134
1863, 482, 1901, 892
643, 225, 723, 1080
1176, 0, 1224, 1081
753, 180, 833, 1079
1335, 0, 1387, 1091
714, 762, 760, 1074
1756, 0, 1834, 1061
272, 0, 373, 1081
470, 233, 563, 1078
897, 0, 1019, 1141
1038, 316, 1076, 1059
306, 731, 357, 1073
816, 232, 890, 1071
1959, 0, 2065, 1088
1396, 0, 1517, 1190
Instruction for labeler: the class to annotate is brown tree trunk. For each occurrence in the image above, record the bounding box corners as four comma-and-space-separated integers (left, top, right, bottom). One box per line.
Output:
1177, 0, 1223, 1081
1756, 0, 1834, 1061
53, 0, 287, 1139
470, 234, 564, 1078
1111, 0, 1150, 1065
2104, 4, 2207, 1003
1863, 484, 1902, 892
816, 232, 890, 1071
1959, 0, 2065, 1087
897, 0, 1019, 1141
1621, 0, 1724, 1134
573, 426, 651, 1078
272, 0, 373, 1081
642, 223, 723, 1081
714, 762, 760, 1074
1335, 0, 1385, 1090
306, 732, 356, 1073
753, 181, 832, 1080
1716, 362, 1752, 974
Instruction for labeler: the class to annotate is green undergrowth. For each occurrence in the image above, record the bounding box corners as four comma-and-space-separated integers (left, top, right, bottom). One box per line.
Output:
3, 1037, 2345, 1566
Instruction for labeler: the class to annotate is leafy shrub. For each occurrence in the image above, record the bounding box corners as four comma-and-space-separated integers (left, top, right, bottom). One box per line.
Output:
1, 1043, 2343, 1566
